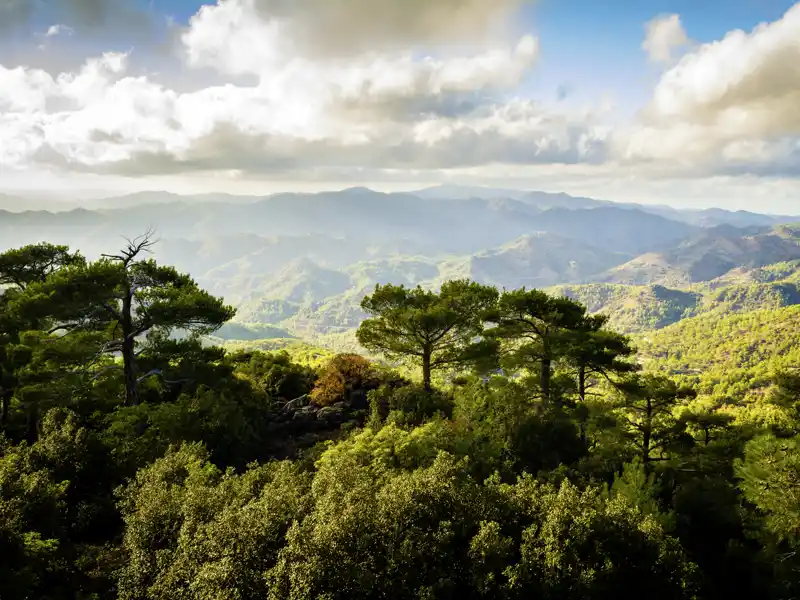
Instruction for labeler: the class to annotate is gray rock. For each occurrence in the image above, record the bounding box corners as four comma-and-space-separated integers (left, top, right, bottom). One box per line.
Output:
292, 406, 316, 420
316, 406, 344, 421
284, 395, 310, 412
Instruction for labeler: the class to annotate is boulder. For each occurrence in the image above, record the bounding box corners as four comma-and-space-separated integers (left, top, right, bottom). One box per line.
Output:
284, 395, 310, 412
316, 406, 344, 421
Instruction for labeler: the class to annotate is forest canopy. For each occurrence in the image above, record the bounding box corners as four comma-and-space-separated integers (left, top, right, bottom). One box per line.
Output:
1, 240, 799, 599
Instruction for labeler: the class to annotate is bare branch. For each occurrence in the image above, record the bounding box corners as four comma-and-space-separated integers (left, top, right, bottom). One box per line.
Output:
91, 365, 123, 380
103, 229, 159, 266
136, 369, 162, 384
136, 369, 190, 386
47, 322, 86, 335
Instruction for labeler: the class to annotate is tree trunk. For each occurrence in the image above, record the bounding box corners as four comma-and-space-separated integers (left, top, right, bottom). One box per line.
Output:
422, 345, 432, 392
121, 289, 139, 405
540, 357, 551, 407
642, 398, 653, 472
578, 364, 586, 403
0, 387, 11, 429
122, 337, 138, 406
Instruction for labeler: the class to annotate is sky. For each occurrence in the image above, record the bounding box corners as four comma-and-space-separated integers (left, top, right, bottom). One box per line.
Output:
1, 0, 799, 212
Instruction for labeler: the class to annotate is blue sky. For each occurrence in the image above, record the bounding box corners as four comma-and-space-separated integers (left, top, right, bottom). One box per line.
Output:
524, 0, 799, 113
1, 0, 799, 212
127, 0, 800, 114
4, 0, 794, 107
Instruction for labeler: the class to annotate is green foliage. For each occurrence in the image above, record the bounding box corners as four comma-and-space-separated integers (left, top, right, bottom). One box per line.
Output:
266, 425, 699, 599
234, 350, 317, 400
736, 435, 800, 546
0, 243, 85, 290
0, 244, 86, 433
116, 443, 312, 600
0, 409, 119, 599
218, 338, 336, 368
453, 378, 585, 477
606, 458, 673, 528
13, 236, 235, 405
5, 237, 800, 599
369, 384, 453, 427
635, 306, 800, 405
735, 434, 800, 597
103, 387, 266, 473
357, 280, 499, 390
610, 375, 697, 467
488, 288, 588, 405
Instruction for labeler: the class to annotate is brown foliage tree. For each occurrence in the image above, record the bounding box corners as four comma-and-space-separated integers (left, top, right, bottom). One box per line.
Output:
310, 354, 377, 407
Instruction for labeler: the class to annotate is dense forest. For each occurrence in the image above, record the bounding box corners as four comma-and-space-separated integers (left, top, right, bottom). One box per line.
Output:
2, 238, 800, 599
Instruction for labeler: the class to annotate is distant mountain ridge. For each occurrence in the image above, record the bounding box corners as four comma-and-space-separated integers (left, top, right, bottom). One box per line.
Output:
3, 186, 800, 350
0, 188, 698, 258
219, 225, 800, 341
594, 224, 800, 286
3, 185, 797, 227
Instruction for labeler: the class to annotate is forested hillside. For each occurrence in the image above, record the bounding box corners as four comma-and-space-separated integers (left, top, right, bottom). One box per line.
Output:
3, 238, 800, 599
636, 306, 800, 398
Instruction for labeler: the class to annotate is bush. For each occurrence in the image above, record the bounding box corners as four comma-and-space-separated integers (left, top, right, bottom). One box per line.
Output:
236, 351, 316, 401
369, 384, 453, 426
311, 354, 379, 407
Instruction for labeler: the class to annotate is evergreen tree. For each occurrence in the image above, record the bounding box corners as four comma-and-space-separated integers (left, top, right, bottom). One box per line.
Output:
14, 234, 235, 405
0, 244, 85, 430
357, 280, 498, 391
614, 375, 696, 470
565, 314, 637, 403
487, 289, 586, 406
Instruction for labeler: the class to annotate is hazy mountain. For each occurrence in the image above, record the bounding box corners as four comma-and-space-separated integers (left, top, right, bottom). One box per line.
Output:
550, 260, 800, 334
4, 186, 800, 347
550, 284, 701, 333
413, 184, 611, 210
412, 184, 532, 201
0, 187, 698, 258
416, 185, 798, 228
637, 205, 796, 228
595, 224, 800, 286
226, 232, 667, 336
444, 232, 626, 289
3, 185, 797, 230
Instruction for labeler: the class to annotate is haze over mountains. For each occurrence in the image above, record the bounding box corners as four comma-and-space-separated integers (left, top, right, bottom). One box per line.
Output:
3, 185, 800, 345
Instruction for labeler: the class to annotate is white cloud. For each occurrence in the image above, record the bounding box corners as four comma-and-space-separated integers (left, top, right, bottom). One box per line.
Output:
2, 0, 800, 208
2, 59, 606, 176
648, 4, 800, 135
622, 3, 800, 177
183, 0, 528, 65
0, 0, 564, 178
642, 14, 690, 63
45, 24, 74, 37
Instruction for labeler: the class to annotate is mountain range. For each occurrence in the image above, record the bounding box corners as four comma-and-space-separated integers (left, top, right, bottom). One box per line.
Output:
3, 186, 800, 347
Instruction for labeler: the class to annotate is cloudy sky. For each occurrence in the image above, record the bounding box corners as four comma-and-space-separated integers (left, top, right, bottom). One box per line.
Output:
1, 0, 799, 211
